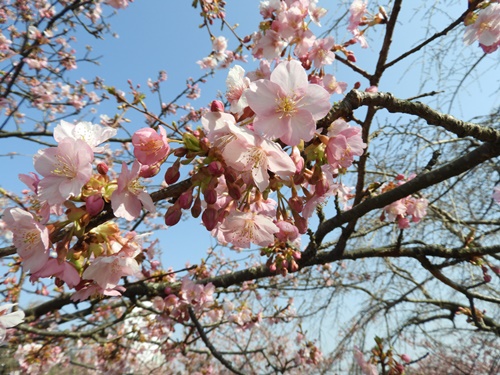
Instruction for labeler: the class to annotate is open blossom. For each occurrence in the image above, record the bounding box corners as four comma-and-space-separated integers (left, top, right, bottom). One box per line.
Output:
218, 210, 279, 248
82, 253, 140, 290
0, 304, 25, 342
464, 4, 500, 53
53, 120, 117, 153
245, 60, 331, 146
34, 138, 94, 205
326, 119, 366, 170
29, 258, 81, 288
3, 208, 50, 273
251, 29, 287, 60
225, 65, 250, 113
111, 161, 156, 221
309, 36, 336, 68
222, 126, 296, 191
132, 126, 170, 165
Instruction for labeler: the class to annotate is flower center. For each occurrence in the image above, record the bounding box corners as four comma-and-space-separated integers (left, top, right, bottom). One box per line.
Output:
276, 95, 297, 118
53, 154, 76, 178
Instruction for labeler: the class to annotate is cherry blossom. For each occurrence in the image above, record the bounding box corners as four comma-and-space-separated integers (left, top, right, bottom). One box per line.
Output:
29, 258, 81, 288
34, 138, 94, 205
245, 60, 331, 146
82, 253, 140, 290
132, 126, 170, 165
53, 120, 117, 153
111, 161, 156, 221
325, 118, 366, 170
222, 126, 296, 191
309, 36, 336, 68
218, 210, 279, 248
463, 4, 500, 53
3, 207, 50, 273
225, 65, 250, 113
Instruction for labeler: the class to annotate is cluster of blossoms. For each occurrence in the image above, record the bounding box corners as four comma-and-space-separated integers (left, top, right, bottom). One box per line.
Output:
379, 174, 429, 229
2, 119, 165, 300
0, 0, 431, 307
464, 1, 500, 54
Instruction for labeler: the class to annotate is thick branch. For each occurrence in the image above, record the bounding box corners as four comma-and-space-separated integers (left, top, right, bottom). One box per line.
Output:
327, 89, 500, 143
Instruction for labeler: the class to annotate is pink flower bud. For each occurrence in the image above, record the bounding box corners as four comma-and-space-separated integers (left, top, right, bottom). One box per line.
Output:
85, 194, 105, 216
139, 162, 161, 178
484, 273, 492, 283
191, 196, 202, 218
227, 183, 242, 200
164, 163, 180, 184
208, 161, 224, 176
210, 100, 224, 112
204, 188, 217, 205
202, 207, 218, 231
401, 354, 411, 363
289, 196, 303, 213
165, 206, 182, 226
178, 190, 194, 209
97, 162, 109, 175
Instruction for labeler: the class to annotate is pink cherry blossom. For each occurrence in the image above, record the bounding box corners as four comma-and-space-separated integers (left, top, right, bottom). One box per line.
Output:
111, 161, 156, 221
82, 253, 140, 290
222, 126, 296, 191
3, 207, 50, 273
132, 126, 170, 166
246, 60, 272, 81
218, 210, 279, 248
201, 111, 238, 145
463, 4, 500, 52
326, 119, 366, 170
323, 74, 347, 95
348, 0, 368, 32
53, 120, 117, 153
245, 60, 331, 146
251, 30, 287, 60
225, 65, 250, 113
29, 258, 81, 288
309, 36, 336, 68
34, 138, 94, 205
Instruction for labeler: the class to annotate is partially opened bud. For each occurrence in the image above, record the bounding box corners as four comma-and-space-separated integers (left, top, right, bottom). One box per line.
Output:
210, 100, 224, 112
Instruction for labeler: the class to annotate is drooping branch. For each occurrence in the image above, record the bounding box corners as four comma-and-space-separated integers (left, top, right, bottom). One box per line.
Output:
321, 89, 500, 143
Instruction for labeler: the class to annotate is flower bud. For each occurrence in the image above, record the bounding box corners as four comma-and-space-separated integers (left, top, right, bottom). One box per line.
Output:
164, 162, 180, 184
178, 189, 194, 209
97, 162, 109, 175
85, 194, 105, 216
202, 207, 218, 231
204, 188, 217, 205
208, 161, 224, 176
227, 183, 242, 200
210, 100, 224, 112
191, 196, 202, 218
139, 162, 161, 178
164, 205, 182, 226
